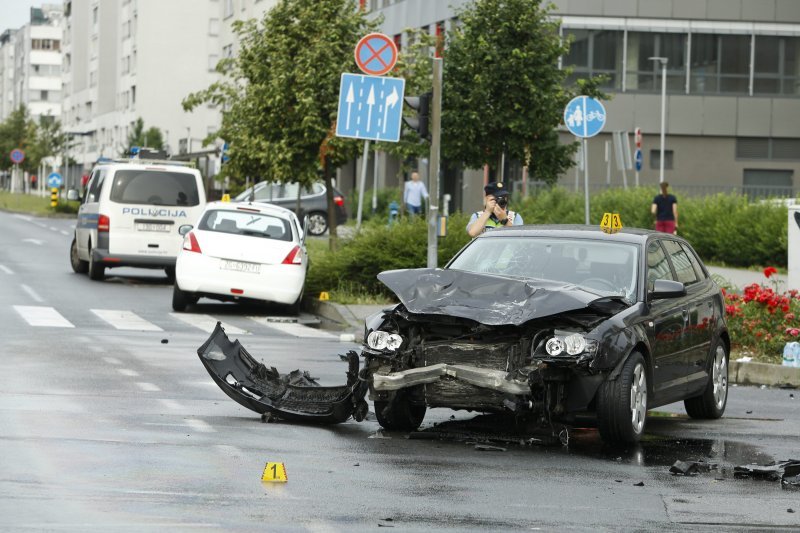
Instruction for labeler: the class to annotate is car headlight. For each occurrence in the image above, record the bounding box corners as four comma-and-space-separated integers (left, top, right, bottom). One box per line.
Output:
367, 331, 403, 351
543, 332, 597, 357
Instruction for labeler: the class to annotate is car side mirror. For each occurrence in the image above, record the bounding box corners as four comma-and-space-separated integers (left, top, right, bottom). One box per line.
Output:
650, 279, 686, 299
66, 189, 79, 201
178, 224, 193, 236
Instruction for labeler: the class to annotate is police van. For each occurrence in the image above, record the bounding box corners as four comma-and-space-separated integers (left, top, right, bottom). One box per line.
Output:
68, 158, 207, 281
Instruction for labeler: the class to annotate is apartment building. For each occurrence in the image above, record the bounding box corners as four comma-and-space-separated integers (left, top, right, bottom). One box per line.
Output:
370, 0, 800, 211
0, 30, 17, 121
62, 0, 222, 171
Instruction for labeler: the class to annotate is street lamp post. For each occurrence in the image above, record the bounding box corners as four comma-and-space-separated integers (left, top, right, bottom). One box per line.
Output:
649, 56, 668, 183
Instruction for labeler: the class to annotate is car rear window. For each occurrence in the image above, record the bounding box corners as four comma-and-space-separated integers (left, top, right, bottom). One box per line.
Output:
198, 210, 293, 242
109, 170, 200, 206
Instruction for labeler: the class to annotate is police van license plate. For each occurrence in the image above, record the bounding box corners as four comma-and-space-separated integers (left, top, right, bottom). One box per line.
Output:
136, 223, 170, 232
221, 260, 260, 274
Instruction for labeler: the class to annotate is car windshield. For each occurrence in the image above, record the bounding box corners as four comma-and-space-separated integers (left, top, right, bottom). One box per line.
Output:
109, 170, 199, 206
447, 236, 639, 301
198, 210, 293, 242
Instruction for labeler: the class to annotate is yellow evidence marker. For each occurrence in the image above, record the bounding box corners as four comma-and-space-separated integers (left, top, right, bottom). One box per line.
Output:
600, 212, 623, 234
319, 292, 330, 301
262, 462, 288, 483
221, 193, 231, 202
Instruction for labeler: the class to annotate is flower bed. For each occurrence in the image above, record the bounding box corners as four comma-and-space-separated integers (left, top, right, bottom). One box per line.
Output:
724, 267, 795, 364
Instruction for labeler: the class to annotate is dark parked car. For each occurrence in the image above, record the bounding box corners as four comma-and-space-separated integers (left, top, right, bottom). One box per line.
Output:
198, 225, 729, 445
234, 181, 347, 236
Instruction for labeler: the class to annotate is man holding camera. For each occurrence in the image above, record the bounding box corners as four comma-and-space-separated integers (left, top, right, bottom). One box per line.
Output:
466, 181, 524, 237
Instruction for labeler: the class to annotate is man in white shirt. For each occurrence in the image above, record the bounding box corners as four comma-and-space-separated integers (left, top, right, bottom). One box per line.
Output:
403, 171, 428, 215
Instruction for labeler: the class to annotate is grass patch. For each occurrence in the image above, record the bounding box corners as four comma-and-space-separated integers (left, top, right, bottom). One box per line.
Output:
0, 191, 79, 216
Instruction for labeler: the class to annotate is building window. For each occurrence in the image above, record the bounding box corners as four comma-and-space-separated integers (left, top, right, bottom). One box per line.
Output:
209, 54, 219, 71
209, 18, 220, 36
563, 29, 623, 89
224, 0, 234, 18
131, 85, 136, 106
743, 169, 793, 198
222, 44, 233, 58
626, 32, 686, 92
753, 36, 800, 95
690, 34, 750, 94
736, 138, 800, 160
90, 71, 97, 87
650, 149, 674, 170
41, 90, 49, 101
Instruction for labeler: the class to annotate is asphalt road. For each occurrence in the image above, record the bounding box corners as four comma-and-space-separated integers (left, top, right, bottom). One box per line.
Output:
1, 210, 799, 532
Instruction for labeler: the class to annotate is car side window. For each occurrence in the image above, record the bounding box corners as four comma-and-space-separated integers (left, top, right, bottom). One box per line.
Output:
662, 240, 699, 285
647, 240, 674, 288
680, 243, 707, 280
86, 169, 104, 203
253, 183, 272, 201
276, 183, 299, 200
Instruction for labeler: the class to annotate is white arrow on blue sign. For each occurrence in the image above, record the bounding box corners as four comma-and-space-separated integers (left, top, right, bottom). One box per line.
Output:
335, 73, 405, 142
563, 96, 606, 138
634, 149, 643, 172
47, 172, 63, 188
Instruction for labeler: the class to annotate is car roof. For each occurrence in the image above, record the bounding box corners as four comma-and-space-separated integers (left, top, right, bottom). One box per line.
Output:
203, 200, 296, 218
94, 161, 198, 174
477, 224, 679, 245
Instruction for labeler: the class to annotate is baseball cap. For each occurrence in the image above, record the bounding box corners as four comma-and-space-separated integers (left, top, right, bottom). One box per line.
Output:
484, 181, 509, 197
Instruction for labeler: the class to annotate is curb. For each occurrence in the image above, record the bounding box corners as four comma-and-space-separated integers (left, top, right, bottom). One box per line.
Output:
304, 299, 365, 341
731, 360, 800, 388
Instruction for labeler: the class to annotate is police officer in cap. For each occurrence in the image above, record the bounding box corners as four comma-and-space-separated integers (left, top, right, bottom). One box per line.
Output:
466, 181, 524, 237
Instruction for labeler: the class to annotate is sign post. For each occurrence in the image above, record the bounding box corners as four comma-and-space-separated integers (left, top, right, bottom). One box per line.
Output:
9, 149, 25, 194
634, 127, 642, 186
564, 96, 606, 225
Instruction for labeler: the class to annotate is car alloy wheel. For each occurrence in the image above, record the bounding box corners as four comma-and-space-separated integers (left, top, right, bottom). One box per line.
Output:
597, 351, 648, 444
306, 212, 328, 236
684, 339, 728, 420
712, 344, 728, 410
630, 362, 647, 435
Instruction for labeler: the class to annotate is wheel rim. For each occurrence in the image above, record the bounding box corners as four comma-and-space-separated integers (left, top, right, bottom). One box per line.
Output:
712, 345, 728, 409
71, 241, 79, 266
630, 362, 647, 434
308, 214, 327, 235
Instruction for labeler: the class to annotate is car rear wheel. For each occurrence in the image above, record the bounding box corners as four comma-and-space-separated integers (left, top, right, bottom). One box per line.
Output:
88, 247, 105, 281
597, 352, 648, 444
306, 211, 328, 236
684, 341, 728, 419
70, 238, 88, 274
172, 284, 197, 312
374, 390, 426, 432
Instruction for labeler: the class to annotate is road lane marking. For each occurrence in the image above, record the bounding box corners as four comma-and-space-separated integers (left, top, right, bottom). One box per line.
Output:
22, 238, 43, 245
91, 309, 163, 331
103, 356, 122, 365
248, 316, 338, 339
49, 226, 59, 231
12, 214, 32, 221
20, 284, 44, 303
185, 418, 216, 433
13, 305, 74, 328
60, 230, 69, 236
214, 444, 242, 457
159, 399, 184, 410
0, 264, 14, 274
136, 382, 161, 392
169, 313, 249, 335
118, 368, 140, 377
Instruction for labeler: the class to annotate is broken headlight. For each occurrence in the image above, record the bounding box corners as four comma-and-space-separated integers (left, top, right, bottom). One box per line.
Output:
367, 331, 403, 351
542, 332, 598, 357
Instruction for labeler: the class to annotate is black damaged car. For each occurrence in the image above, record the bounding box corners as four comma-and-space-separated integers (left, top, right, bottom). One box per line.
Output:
198, 225, 730, 445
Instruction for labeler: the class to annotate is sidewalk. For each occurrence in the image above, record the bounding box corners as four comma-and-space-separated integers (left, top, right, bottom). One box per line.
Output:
706, 266, 786, 290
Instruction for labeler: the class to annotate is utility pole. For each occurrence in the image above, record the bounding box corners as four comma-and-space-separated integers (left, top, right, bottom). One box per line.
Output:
649, 57, 668, 183
427, 57, 443, 269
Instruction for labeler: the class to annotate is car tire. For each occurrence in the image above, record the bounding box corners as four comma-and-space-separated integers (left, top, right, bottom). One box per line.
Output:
306, 211, 328, 236
684, 340, 728, 419
70, 238, 88, 274
597, 351, 648, 444
287, 288, 304, 315
172, 283, 195, 312
374, 390, 426, 431
165, 266, 176, 283
88, 246, 105, 281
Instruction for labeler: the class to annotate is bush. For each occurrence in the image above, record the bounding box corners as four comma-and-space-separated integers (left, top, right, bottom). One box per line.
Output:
346, 186, 403, 222
724, 268, 798, 362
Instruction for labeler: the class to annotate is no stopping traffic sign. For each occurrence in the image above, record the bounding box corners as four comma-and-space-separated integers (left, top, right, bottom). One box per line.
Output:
10, 148, 25, 164
354, 33, 398, 76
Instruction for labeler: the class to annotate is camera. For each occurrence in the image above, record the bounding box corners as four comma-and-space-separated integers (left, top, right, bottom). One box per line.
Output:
496, 196, 508, 208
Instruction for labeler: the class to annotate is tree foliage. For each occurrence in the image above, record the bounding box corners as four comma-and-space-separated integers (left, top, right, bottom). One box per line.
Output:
442, 0, 604, 183
0, 105, 67, 173
124, 117, 164, 154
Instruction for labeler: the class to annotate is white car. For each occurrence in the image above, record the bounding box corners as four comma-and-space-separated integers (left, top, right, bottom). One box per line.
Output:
173, 201, 308, 312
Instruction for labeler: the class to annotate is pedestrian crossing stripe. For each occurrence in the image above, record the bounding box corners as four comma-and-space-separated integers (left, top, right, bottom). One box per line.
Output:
248, 316, 339, 339
13, 305, 74, 328
169, 313, 249, 335
92, 309, 164, 331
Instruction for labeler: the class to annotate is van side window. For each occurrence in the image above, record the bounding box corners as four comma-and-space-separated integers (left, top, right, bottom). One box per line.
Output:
86, 170, 105, 203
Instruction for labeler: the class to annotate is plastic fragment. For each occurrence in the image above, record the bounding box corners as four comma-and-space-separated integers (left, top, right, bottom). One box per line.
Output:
474, 444, 507, 452
670, 460, 718, 476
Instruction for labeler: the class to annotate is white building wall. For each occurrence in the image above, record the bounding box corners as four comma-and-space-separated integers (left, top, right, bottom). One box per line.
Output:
0, 31, 16, 121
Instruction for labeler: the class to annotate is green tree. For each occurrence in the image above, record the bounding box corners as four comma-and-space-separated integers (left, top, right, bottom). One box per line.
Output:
0, 105, 38, 173
124, 118, 164, 154
442, 0, 596, 183
28, 116, 68, 171
183, 0, 375, 249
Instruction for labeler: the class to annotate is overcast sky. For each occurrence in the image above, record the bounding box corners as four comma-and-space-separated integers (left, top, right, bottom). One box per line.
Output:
0, 0, 47, 34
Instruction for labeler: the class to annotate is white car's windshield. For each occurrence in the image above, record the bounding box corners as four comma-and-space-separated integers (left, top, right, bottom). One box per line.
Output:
447, 237, 638, 301
198, 210, 293, 242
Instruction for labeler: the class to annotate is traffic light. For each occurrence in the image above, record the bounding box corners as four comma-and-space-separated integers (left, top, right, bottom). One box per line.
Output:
403, 91, 431, 140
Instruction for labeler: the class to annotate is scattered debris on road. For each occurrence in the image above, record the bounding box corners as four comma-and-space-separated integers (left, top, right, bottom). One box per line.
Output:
669, 459, 718, 476
734, 460, 800, 488
474, 444, 507, 452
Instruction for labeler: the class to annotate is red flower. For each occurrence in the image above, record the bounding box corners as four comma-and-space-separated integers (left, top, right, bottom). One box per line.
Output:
787, 313, 795, 321
782, 305, 791, 313
756, 331, 764, 337
791, 329, 800, 337
764, 266, 778, 278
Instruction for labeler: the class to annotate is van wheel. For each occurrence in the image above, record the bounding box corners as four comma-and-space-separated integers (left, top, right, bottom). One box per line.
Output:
70, 238, 88, 274
597, 352, 648, 445
88, 248, 105, 281
165, 266, 176, 282
172, 284, 196, 312
306, 212, 328, 236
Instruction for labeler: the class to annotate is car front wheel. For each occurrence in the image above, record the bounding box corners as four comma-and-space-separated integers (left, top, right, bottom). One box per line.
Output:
70, 238, 88, 274
374, 390, 426, 431
597, 352, 648, 444
306, 211, 328, 236
684, 340, 728, 419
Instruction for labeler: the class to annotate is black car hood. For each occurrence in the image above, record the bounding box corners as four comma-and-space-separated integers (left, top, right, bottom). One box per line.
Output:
378, 268, 626, 326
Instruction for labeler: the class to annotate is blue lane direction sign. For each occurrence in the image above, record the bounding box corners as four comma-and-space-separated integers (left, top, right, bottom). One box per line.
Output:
10, 148, 25, 164
634, 149, 643, 172
336, 73, 405, 142
563, 96, 606, 138
47, 172, 63, 188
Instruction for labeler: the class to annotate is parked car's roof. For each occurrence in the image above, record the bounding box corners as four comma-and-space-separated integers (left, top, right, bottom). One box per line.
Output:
478, 224, 677, 245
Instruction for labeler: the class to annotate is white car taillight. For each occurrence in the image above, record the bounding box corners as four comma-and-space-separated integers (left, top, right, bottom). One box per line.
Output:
282, 245, 302, 265
183, 232, 202, 254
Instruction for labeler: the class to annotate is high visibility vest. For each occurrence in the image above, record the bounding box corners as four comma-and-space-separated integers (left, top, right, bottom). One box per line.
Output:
474, 210, 516, 231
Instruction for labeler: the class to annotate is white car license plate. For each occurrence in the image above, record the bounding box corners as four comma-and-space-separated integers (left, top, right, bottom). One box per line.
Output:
220, 259, 260, 274
136, 223, 170, 232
